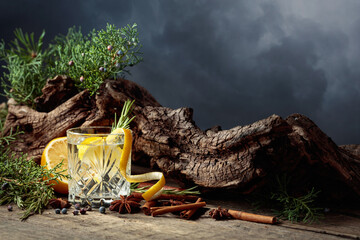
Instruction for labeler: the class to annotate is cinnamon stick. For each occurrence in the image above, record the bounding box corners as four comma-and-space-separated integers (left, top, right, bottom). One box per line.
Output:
138, 182, 185, 191
149, 204, 192, 212
130, 192, 144, 199
141, 201, 157, 216
180, 197, 202, 220
228, 209, 276, 224
148, 206, 162, 211
151, 202, 206, 217
130, 192, 199, 202
155, 194, 199, 202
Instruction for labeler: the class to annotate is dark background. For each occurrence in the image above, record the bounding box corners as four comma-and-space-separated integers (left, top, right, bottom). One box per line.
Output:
0, 0, 359, 145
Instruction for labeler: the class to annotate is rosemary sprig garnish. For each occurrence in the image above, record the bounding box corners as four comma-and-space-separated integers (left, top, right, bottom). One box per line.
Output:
112, 99, 136, 130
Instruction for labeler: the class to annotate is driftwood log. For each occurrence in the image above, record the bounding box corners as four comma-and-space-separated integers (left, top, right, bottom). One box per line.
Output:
3, 76, 360, 200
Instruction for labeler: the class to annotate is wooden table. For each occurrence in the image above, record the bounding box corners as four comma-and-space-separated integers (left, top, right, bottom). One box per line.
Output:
1, 197, 360, 240
1, 166, 359, 239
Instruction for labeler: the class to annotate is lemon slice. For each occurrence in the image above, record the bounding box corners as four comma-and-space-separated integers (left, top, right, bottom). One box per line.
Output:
108, 128, 166, 201
41, 137, 69, 194
77, 137, 104, 160
80, 137, 123, 183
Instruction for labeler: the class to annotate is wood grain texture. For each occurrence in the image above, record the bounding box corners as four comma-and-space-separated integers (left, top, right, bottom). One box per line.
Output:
1, 202, 360, 240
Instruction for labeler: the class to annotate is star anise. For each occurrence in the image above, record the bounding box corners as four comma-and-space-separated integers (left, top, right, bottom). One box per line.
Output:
48, 198, 71, 209
109, 195, 141, 214
209, 206, 232, 220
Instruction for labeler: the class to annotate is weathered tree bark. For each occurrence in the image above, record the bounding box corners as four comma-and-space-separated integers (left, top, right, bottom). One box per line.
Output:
3, 76, 360, 200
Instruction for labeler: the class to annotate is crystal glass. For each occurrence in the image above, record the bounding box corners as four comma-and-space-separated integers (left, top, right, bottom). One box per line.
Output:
67, 127, 131, 207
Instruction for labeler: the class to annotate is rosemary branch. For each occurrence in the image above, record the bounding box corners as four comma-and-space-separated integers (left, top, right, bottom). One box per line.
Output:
1, 23, 143, 107
112, 99, 136, 130
130, 183, 201, 196
270, 175, 323, 223
0, 127, 69, 220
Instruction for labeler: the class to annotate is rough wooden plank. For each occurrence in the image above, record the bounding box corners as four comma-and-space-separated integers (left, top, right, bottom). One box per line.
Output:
1, 200, 359, 240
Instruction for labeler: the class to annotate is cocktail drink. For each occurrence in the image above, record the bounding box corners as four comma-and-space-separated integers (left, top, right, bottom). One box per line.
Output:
67, 127, 131, 207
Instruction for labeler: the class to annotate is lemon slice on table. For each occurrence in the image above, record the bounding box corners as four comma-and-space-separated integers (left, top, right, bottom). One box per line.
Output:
108, 128, 166, 201
41, 137, 69, 194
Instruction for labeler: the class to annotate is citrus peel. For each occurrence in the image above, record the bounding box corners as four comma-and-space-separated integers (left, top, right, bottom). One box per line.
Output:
109, 128, 165, 201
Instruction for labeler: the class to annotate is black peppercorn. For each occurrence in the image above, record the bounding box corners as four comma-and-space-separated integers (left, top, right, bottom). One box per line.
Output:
80, 208, 87, 215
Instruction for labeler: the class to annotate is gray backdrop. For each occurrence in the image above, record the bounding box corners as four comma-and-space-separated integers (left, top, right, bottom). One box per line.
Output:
0, 0, 359, 145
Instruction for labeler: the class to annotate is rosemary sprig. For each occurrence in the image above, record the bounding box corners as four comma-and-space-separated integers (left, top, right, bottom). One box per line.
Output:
270, 175, 323, 223
247, 174, 323, 224
0, 127, 69, 220
130, 183, 201, 195
1, 29, 49, 107
1, 23, 143, 107
112, 99, 136, 130
9, 28, 46, 62
271, 182, 322, 223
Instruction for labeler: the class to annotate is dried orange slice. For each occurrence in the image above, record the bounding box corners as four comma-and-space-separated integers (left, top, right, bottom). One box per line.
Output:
109, 128, 165, 201
41, 137, 69, 194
